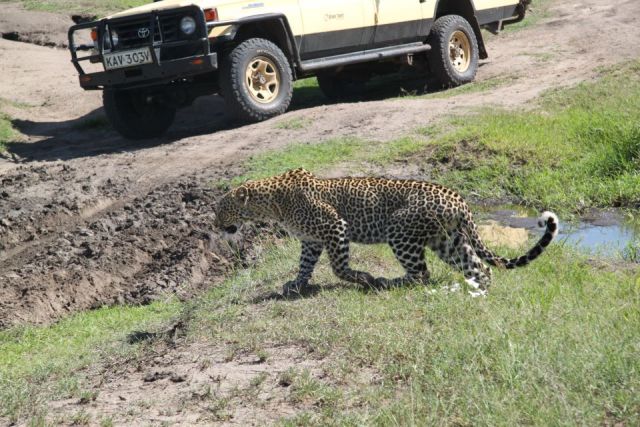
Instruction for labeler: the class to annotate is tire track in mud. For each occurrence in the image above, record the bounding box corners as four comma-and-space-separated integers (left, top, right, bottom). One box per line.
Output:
0, 165, 264, 328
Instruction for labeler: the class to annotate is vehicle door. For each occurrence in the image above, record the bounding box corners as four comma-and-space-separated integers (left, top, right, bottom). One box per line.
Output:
298, 0, 374, 60
369, 0, 432, 49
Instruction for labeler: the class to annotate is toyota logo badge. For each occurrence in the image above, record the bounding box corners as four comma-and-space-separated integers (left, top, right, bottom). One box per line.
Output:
138, 27, 150, 39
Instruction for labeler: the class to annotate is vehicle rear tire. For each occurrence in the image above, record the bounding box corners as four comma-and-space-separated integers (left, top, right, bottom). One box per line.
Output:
219, 38, 293, 122
316, 72, 368, 101
427, 15, 479, 88
103, 89, 176, 139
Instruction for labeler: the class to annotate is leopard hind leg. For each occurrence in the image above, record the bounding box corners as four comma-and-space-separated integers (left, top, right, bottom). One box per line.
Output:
377, 236, 430, 288
434, 232, 492, 292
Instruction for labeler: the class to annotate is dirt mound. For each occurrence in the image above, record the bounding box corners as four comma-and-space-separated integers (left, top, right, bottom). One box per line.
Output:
0, 3, 71, 48
0, 167, 263, 327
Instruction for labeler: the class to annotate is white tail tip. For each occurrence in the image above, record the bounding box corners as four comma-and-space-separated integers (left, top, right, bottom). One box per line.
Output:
538, 211, 559, 237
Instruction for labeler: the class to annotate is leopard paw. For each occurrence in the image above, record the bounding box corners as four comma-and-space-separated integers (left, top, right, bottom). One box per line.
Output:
282, 280, 307, 296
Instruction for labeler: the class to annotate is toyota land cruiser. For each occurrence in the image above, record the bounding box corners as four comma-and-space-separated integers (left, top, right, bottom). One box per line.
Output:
68, 0, 530, 139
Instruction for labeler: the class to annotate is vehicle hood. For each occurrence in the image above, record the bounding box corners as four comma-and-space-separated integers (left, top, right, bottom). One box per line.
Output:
106, 0, 243, 19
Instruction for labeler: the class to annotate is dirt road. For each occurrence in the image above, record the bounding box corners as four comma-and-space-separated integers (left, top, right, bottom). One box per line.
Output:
1, 0, 639, 327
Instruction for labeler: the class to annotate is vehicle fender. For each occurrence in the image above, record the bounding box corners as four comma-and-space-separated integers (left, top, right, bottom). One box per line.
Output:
226, 14, 302, 74
433, 0, 488, 59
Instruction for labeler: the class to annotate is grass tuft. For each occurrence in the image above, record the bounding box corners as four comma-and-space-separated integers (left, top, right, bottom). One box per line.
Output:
419, 75, 519, 99
275, 116, 313, 130
0, 114, 17, 152
0, 301, 181, 422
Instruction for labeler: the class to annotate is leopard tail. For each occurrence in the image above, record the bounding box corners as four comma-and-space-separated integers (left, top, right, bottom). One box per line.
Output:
472, 211, 559, 269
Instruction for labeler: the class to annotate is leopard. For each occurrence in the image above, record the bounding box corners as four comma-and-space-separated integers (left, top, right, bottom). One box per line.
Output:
214, 168, 558, 295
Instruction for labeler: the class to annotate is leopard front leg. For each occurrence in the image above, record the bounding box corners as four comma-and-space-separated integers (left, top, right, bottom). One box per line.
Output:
325, 219, 376, 287
288, 200, 376, 288
283, 241, 323, 295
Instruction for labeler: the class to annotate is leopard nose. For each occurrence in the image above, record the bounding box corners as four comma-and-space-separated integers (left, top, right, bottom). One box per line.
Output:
224, 225, 238, 234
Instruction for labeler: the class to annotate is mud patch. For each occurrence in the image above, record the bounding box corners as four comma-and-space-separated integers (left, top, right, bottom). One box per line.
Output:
0, 30, 62, 48
0, 168, 266, 328
0, 3, 71, 49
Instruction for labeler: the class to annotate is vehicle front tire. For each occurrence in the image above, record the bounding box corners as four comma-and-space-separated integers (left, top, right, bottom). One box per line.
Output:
316, 71, 368, 101
219, 38, 293, 122
103, 89, 176, 139
427, 15, 479, 88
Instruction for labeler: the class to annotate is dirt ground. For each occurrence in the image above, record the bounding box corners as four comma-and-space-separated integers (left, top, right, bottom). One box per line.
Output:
1, 0, 639, 423
2, 0, 638, 328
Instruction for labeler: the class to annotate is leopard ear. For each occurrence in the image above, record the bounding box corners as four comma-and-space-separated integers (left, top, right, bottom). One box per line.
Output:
235, 187, 250, 206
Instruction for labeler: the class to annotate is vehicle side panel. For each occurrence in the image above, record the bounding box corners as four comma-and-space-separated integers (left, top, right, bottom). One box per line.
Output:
296, 0, 372, 60
370, 0, 425, 48
215, 1, 304, 36
471, 0, 520, 24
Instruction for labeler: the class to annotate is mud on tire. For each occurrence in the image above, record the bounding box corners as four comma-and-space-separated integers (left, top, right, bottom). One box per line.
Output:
103, 89, 176, 140
219, 38, 293, 122
427, 14, 479, 88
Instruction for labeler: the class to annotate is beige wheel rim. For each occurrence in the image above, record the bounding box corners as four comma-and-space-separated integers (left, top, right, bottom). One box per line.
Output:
449, 30, 471, 73
245, 56, 280, 104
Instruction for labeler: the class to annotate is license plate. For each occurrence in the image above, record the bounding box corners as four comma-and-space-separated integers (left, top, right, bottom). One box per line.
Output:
103, 48, 153, 70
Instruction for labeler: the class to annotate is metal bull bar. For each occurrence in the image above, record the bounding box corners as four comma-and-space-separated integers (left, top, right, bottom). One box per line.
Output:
67, 6, 217, 89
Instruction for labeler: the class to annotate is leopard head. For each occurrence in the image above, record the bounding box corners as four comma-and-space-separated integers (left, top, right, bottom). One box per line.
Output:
214, 186, 251, 234
214, 184, 277, 234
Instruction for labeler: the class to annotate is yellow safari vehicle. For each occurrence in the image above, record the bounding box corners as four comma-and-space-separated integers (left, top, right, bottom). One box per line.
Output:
69, 0, 530, 139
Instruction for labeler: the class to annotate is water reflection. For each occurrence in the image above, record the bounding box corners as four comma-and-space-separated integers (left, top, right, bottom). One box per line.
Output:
477, 206, 639, 259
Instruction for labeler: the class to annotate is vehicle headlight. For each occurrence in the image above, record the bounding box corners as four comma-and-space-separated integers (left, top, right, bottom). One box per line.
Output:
180, 16, 196, 35
110, 30, 119, 47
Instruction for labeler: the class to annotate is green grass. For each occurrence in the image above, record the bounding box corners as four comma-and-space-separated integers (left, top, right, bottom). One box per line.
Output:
186, 239, 640, 426
521, 51, 556, 63
3, 239, 638, 424
275, 116, 313, 131
419, 75, 519, 99
293, 77, 320, 92
234, 62, 640, 214
504, 0, 554, 32
0, 301, 181, 422
431, 62, 640, 212
0, 114, 17, 152
1, 0, 148, 15
0, 98, 31, 152
228, 136, 424, 186
291, 77, 325, 107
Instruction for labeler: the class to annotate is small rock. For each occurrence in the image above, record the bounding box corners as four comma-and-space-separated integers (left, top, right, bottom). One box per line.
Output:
80, 242, 98, 258
56, 238, 72, 247
170, 373, 187, 383
78, 228, 93, 237
143, 371, 170, 382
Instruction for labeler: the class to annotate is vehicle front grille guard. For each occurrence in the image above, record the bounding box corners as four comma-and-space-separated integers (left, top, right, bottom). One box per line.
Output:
68, 6, 211, 76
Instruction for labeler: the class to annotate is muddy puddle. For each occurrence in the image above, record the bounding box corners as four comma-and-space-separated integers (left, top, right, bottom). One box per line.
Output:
478, 206, 639, 259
